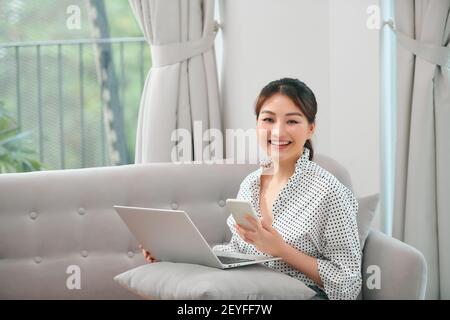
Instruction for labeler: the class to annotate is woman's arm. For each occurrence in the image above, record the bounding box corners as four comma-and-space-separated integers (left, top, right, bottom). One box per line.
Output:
314, 188, 362, 300
278, 243, 323, 288
236, 217, 324, 287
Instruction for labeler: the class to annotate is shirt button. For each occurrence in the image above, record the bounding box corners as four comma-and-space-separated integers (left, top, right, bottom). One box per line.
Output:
81, 250, 88, 258
34, 256, 42, 264
171, 202, 178, 210
78, 207, 85, 215
127, 251, 134, 258
218, 200, 225, 207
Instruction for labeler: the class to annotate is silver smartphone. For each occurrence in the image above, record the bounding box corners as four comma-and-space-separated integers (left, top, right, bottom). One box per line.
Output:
226, 199, 259, 231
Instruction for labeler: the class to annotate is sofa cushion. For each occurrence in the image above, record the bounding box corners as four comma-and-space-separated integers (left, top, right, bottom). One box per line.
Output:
357, 193, 379, 250
114, 262, 317, 300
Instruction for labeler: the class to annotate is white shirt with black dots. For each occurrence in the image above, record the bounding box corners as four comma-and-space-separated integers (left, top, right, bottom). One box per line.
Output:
213, 147, 362, 300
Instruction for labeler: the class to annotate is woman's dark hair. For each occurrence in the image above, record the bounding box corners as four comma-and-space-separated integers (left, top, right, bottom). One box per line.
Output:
254, 78, 317, 160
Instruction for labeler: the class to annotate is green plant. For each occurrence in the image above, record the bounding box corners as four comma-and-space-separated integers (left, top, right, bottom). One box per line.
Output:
0, 103, 44, 173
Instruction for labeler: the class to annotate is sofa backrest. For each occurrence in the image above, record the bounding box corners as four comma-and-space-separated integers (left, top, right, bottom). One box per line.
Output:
0, 155, 353, 299
0, 162, 254, 299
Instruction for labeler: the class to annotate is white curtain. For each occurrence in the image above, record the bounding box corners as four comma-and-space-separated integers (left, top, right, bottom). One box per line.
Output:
393, 0, 450, 299
129, 0, 223, 163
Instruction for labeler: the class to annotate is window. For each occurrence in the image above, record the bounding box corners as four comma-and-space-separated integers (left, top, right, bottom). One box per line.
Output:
0, 0, 151, 172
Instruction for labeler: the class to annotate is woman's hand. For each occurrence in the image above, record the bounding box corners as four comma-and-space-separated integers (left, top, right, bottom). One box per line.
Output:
235, 215, 287, 257
139, 244, 158, 263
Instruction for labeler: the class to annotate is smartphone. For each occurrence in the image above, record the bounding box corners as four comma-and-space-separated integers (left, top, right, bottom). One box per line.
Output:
225, 199, 259, 231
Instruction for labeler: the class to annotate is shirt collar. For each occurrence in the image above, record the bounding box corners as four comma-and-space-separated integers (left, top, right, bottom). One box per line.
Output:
254, 148, 311, 216
259, 147, 310, 176
295, 147, 311, 174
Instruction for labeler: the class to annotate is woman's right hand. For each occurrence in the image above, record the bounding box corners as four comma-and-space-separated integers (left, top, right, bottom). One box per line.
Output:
139, 244, 158, 263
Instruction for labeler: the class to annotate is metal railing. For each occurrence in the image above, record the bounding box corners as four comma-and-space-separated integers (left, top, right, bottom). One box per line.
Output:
0, 37, 150, 170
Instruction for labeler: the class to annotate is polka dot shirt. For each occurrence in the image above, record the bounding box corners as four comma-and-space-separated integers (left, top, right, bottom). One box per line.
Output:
213, 147, 362, 300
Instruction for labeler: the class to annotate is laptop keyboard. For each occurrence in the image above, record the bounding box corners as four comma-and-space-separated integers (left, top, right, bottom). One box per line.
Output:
216, 255, 254, 265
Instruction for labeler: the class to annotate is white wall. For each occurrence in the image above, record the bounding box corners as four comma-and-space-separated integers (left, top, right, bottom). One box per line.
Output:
215, 0, 380, 210
217, 0, 331, 154
328, 0, 380, 199
328, 0, 380, 229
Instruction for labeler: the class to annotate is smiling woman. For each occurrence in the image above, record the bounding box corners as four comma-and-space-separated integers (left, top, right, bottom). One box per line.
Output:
212, 78, 362, 300
255, 78, 317, 163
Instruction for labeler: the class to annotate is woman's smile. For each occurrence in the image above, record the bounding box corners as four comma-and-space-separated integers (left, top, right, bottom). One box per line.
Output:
268, 139, 293, 151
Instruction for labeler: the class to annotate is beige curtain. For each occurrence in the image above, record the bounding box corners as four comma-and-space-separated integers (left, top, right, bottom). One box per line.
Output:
393, 0, 450, 299
129, 0, 223, 163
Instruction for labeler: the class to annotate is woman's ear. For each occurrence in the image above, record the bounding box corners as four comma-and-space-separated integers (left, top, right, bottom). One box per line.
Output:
308, 122, 316, 139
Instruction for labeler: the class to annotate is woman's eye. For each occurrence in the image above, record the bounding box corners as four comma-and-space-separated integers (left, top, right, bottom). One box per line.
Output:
262, 118, 274, 123
287, 120, 299, 125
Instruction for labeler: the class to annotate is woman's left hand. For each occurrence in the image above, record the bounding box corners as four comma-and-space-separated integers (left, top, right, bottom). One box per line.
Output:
235, 215, 286, 257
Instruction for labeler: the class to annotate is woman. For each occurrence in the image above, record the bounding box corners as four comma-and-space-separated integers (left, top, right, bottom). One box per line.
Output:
141, 78, 362, 300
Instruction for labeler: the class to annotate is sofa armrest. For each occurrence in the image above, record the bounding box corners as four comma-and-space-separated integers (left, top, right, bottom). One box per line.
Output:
361, 229, 427, 299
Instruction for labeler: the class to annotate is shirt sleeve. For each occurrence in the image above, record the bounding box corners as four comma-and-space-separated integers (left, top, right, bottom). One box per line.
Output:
211, 181, 247, 254
316, 186, 362, 300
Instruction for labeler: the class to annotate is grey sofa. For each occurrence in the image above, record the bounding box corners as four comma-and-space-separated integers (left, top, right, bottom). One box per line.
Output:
0, 155, 427, 299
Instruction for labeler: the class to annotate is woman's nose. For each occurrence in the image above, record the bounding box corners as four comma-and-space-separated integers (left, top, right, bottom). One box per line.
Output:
271, 123, 287, 136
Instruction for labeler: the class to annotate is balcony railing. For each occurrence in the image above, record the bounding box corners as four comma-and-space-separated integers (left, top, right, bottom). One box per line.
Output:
0, 37, 150, 170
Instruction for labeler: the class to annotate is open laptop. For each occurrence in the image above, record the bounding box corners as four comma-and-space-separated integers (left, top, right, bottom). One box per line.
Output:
114, 205, 281, 269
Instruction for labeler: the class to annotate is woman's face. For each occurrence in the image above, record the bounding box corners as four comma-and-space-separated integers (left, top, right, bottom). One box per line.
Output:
256, 93, 315, 163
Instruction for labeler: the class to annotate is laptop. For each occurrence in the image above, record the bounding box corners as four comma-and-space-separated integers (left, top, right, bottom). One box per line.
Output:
114, 205, 282, 269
